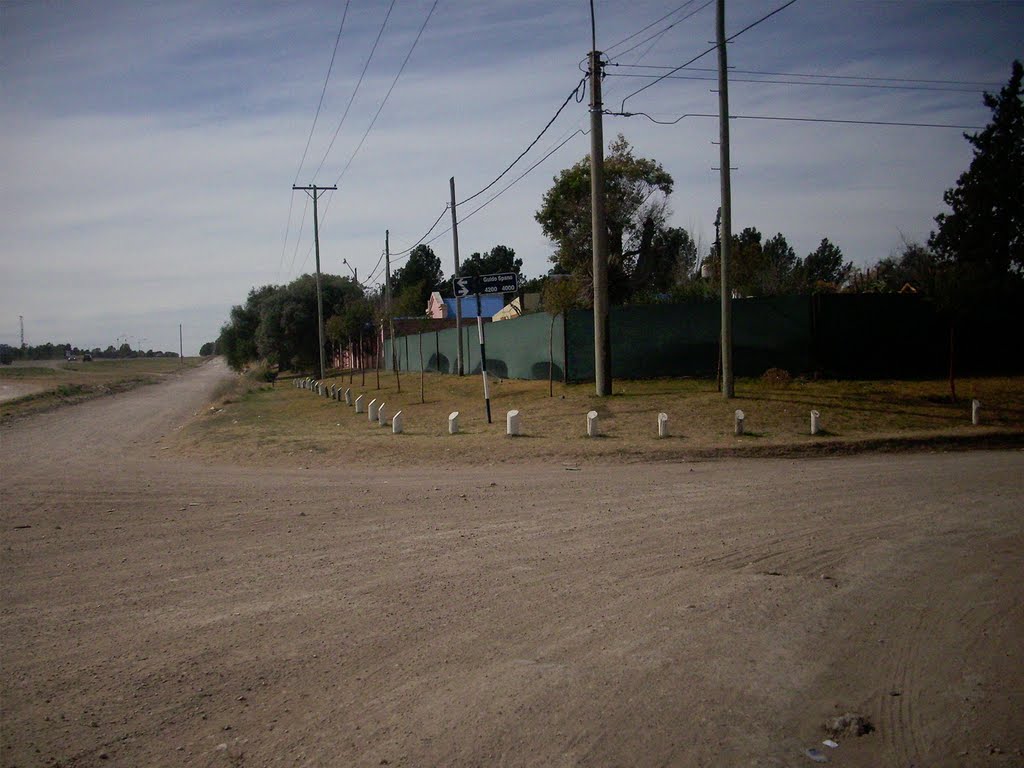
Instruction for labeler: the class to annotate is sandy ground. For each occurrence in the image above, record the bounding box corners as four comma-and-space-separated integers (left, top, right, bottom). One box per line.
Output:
1, 360, 1021, 768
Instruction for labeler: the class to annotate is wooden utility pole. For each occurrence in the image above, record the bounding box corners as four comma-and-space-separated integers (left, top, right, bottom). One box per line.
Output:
179, 323, 183, 363
293, 184, 336, 381
716, 0, 735, 398
449, 177, 464, 376
589, 40, 611, 396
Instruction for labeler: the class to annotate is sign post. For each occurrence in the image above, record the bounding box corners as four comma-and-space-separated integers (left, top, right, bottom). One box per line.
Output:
452, 272, 517, 425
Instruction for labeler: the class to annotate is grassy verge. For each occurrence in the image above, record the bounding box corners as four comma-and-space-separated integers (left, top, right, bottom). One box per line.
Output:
0, 358, 203, 422
175, 368, 1024, 467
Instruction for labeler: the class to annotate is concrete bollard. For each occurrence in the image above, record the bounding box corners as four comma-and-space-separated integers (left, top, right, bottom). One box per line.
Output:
392, 411, 403, 434
658, 412, 669, 438
344, 388, 352, 406
734, 409, 745, 436
972, 399, 981, 425
323, 384, 330, 398
448, 411, 460, 435
587, 410, 599, 437
507, 409, 521, 436
354, 394, 365, 414
810, 410, 821, 435
378, 403, 387, 426
367, 398, 379, 422
330, 385, 335, 399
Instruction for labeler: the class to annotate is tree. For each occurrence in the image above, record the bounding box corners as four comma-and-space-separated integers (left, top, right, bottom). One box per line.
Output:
199, 342, 216, 356
803, 238, 851, 292
930, 60, 1023, 278
759, 233, 801, 295
928, 61, 1024, 400
459, 245, 523, 282
535, 134, 674, 303
391, 245, 443, 316
541, 275, 582, 396
632, 225, 697, 296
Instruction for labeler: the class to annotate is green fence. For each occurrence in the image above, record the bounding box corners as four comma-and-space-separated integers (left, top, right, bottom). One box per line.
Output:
384, 310, 565, 381
383, 294, 1022, 382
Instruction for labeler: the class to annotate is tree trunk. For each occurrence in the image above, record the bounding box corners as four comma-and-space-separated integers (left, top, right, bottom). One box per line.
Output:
948, 320, 957, 403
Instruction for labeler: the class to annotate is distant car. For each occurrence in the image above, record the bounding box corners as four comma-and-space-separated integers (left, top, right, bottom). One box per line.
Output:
82, 353, 93, 362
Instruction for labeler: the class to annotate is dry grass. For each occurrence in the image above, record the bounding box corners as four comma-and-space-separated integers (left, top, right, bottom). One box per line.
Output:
0, 357, 202, 421
175, 368, 1024, 467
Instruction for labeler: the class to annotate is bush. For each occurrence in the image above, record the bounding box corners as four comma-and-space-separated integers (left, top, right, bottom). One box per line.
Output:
245, 361, 277, 384
761, 368, 792, 384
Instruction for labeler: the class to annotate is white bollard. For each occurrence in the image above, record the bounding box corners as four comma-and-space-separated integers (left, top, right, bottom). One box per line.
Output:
587, 410, 599, 437
323, 384, 330, 398
972, 399, 981, 425
378, 403, 388, 426
354, 394, 365, 414
344, 388, 352, 406
368, 399, 379, 422
330, 385, 335, 399
810, 410, 820, 435
734, 409, 745, 436
507, 409, 521, 436
392, 411, 403, 434
658, 412, 669, 438
448, 411, 460, 435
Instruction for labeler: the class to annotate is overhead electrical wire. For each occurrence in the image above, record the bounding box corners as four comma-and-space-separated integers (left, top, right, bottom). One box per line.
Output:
611, 0, 714, 61
609, 63, 1004, 88
618, 0, 800, 111
605, 71, 987, 93
277, 1, 351, 283
456, 75, 588, 207
604, 0, 699, 54
310, 0, 396, 183
606, 109, 984, 130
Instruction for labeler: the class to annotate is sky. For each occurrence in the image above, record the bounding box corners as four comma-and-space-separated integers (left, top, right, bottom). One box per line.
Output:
1, 0, 1021, 355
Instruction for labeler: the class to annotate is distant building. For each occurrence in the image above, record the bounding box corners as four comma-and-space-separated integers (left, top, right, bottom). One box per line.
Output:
492, 293, 541, 322
426, 292, 506, 320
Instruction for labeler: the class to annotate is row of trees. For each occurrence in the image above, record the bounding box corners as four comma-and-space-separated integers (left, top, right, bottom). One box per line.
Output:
2, 342, 178, 360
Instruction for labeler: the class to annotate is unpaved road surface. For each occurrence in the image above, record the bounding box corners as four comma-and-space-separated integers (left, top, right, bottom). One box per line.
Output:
2, 360, 1022, 767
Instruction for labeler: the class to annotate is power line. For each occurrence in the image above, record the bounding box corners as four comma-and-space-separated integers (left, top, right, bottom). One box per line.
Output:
279, 1, 350, 284
605, 71, 986, 93
605, 0, 699, 54
457, 76, 587, 207
294, 1, 352, 185
286, 195, 310, 277
619, 0, 800, 111
310, 0, 396, 183
607, 109, 984, 129
611, 0, 714, 61
609, 63, 1004, 88
388, 205, 450, 258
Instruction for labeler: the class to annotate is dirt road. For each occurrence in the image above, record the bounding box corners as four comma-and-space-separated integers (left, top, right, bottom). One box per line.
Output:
2, 360, 1021, 767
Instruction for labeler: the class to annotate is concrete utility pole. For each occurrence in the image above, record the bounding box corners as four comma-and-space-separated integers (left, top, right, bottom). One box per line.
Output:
716, 0, 735, 398
449, 177, 464, 376
292, 184, 336, 381
589, 47, 611, 396
19, 315, 24, 349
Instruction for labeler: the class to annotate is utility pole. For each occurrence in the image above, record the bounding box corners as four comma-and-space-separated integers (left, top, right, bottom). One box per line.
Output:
292, 184, 336, 381
716, 0, 735, 398
385, 230, 397, 377
449, 177, 464, 376
19, 315, 24, 349
589, 9, 611, 396
179, 323, 183, 363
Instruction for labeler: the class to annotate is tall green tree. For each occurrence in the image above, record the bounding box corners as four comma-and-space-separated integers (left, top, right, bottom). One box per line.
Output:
929, 60, 1023, 278
391, 245, 443, 316
459, 245, 523, 281
535, 134, 674, 303
803, 238, 851, 292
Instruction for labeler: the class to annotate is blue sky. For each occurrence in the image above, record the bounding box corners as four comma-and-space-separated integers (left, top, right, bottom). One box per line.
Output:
1, 0, 1021, 354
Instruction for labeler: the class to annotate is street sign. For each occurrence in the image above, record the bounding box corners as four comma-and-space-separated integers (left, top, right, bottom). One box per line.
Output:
478, 271, 518, 294
452, 276, 477, 297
